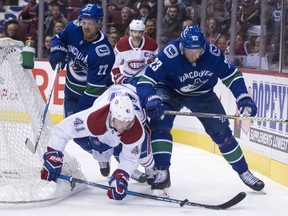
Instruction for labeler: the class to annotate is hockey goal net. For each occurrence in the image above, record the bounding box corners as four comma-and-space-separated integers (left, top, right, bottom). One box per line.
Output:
0, 38, 86, 208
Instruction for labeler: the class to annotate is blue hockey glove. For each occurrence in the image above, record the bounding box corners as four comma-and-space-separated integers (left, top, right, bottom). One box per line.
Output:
107, 169, 129, 201
49, 46, 67, 70
41, 147, 64, 181
236, 94, 257, 117
145, 95, 164, 120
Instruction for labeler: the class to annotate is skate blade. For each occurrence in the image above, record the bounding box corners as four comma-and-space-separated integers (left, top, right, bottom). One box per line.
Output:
153, 188, 170, 197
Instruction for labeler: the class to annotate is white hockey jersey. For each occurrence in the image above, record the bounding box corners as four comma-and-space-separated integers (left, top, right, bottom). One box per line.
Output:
48, 85, 146, 175
112, 35, 158, 78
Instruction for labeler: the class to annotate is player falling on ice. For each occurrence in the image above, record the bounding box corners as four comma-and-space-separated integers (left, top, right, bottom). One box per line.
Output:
41, 85, 155, 201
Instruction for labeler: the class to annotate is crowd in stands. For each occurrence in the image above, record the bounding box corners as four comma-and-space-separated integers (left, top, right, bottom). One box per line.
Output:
0, 0, 286, 70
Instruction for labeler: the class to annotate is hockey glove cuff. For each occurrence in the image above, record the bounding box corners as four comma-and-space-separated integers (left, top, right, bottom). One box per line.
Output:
107, 169, 129, 201
41, 147, 64, 182
49, 46, 67, 70
113, 73, 128, 84
236, 93, 257, 117
145, 95, 164, 120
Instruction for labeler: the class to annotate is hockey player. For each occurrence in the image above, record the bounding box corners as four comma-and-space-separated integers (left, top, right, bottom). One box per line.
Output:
49, 3, 115, 115
136, 25, 265, 194
48, 4, 115, 163
111, 19, 158, 182
41, 84, 155, 201
112, 19, 158, 86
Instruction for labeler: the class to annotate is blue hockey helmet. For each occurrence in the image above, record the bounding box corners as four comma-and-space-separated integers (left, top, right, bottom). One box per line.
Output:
180, 25, 205, 49
79, 3, 103, 22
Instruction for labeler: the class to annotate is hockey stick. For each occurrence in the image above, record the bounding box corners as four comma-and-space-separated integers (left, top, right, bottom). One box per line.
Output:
163, 110, 288, 124
126, 64, 148, 83
25, 62, 62, 154
58, 174, 246, 210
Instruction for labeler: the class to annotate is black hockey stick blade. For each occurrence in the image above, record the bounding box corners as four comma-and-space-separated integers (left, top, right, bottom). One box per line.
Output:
59, 175, 246, 210
184, 192, 246, 210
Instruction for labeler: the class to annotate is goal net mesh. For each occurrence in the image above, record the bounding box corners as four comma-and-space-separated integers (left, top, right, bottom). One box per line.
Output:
0, 38, 86, 208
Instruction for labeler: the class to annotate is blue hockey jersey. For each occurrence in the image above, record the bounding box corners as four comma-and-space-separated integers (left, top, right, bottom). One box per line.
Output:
51, 20, 115, 111
137, 39, 248, 105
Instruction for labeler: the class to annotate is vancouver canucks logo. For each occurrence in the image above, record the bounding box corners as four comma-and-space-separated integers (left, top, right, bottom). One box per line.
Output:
180, 78, 208, 92
69, 59, 88, 82
95, 44, 111, 57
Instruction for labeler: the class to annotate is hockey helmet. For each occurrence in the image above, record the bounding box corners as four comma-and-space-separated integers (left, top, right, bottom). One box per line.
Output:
110, 95, 135, 123
129, 19, 145, 31
79, 3, 103, 22
180, 25, 205, 49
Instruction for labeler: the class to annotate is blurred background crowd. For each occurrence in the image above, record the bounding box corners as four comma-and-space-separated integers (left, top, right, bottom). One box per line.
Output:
0, 0, 287, 73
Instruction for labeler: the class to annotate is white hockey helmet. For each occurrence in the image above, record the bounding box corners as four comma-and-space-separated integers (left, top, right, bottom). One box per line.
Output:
110, 95, 135, 122
129, 19, 145, 31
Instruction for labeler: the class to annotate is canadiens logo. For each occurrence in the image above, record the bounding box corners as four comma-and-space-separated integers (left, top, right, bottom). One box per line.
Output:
127, 60, 145, 70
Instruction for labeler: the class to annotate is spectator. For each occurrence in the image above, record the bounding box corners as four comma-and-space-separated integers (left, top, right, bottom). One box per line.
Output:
235, 21, 247, 41
162, 5, 182, 46
146, 0, 158, 19
18, 0, 39, 24
266, 0, 281, 67
108, 32, 120, 48
107, 24, 119, 34
212, 2, 228, 20
108, 0, 132, 11
165, 0, 186, 22
42, 35, 51, 58
53, 20, 65, 35
244, 26, 261, 55
243, 25, 268, 70
44, 4, 68, 36
186, 5, 200, 26
144, 18, 156, 40
0, 0, 5, 12
0, 20, 19, 40
206, 1, 214, 19
239, 0, 261, 28
134, 2, 151, 24
217, 34, 229, 55
233, 34, 246, 67
134, 0, 158, 19
205, 17, 222, 45
235, 34, 246, 55
35, 0, 67, 20
113, 6, 133, 37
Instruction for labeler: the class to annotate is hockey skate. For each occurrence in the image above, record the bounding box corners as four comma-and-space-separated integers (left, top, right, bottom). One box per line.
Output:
239, 170, 265, 191
131, 169, 147, 183
145, 167, 156, 185
151, 168, 171, 197
98, 161, 110, 177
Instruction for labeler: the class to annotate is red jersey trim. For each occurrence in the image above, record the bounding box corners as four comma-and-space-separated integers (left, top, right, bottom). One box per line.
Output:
120, 118, 143, 145
87, 104, 109, 135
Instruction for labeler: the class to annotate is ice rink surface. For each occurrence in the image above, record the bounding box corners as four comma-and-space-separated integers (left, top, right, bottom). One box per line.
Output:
1, 142, 288, 216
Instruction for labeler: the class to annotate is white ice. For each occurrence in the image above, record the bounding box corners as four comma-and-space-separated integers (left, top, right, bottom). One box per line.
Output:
1, 141, 288, 216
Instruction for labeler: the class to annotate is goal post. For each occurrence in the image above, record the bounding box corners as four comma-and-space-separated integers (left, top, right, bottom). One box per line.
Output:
0, 38, 86, 208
